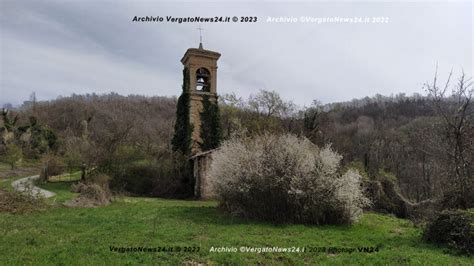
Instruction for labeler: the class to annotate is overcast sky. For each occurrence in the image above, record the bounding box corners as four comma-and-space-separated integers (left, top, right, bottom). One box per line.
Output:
1, 0, 472, 106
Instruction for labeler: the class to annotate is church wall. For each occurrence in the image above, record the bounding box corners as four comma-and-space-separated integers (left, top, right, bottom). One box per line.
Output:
193, 152, 217, 199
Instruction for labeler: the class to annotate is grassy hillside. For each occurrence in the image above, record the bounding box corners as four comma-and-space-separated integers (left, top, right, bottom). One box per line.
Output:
0, 180, 471, 265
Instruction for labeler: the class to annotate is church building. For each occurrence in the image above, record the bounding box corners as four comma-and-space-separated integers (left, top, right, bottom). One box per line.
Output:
172, 39, 221, 199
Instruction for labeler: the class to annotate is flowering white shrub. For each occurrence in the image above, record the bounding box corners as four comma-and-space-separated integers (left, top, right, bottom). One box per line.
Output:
210, 133, 371, 225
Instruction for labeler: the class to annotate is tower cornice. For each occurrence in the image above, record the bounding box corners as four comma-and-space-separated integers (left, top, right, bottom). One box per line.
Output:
181, 48, 221, 65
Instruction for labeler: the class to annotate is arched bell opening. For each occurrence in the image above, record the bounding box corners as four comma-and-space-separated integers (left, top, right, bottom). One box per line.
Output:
196, 68, 210, 92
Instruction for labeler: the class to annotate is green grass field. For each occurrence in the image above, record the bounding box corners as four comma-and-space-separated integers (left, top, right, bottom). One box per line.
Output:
0, 178, 472, 265
35, 171, 81, 203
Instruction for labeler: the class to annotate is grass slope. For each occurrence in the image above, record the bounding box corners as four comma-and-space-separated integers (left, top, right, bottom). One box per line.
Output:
0, 181, 471, 265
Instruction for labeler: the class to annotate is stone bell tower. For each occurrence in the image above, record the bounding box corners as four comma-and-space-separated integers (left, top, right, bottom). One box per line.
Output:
180, 42, 221, 155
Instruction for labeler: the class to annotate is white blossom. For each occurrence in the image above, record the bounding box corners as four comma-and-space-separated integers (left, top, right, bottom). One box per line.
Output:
210, 133, 371, 224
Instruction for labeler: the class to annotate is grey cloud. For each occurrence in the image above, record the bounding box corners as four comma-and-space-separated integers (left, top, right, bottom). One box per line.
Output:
1, 0, 472, 106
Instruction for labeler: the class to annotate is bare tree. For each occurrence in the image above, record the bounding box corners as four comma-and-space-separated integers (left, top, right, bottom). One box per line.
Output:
425, 68, 473, 208
248, 90, 291, 118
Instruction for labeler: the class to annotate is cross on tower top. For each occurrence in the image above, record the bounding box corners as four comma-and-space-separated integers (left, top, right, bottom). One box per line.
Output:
197, 25, 204, 49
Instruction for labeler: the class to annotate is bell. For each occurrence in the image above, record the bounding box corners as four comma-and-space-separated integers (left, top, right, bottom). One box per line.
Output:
196, 78, 206, 86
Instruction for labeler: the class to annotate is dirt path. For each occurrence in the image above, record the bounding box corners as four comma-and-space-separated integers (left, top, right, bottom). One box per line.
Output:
11, 175, 56, 198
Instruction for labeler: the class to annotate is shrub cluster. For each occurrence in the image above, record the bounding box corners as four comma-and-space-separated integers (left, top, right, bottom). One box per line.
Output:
0, 188, 48, 214
106, 150, 187, 198
423, 209, 474, 255
67, 174, 112, 207
210, 133, 371, 225
69, 182, 111, 207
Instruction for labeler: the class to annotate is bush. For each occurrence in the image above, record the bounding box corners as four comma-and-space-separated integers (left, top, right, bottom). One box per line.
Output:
1, 144, 23, 169
441, 188, 474, 210
423, 209, 474, 255
108, 159, 183, 198
109, 162, 157, 195
210, 133, 371, 225
0, 188, 48, 214
77, 183, 110, 204
68, 180, 112, 207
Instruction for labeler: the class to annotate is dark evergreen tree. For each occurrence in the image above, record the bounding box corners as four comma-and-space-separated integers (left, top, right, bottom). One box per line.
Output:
200, 94, 221, 151
171, 67, 193, 155
170, 67, 195, 198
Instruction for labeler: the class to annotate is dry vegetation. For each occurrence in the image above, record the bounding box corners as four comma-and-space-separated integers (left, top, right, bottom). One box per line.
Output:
0, 187, 48, 214
65, 183, 111, 208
